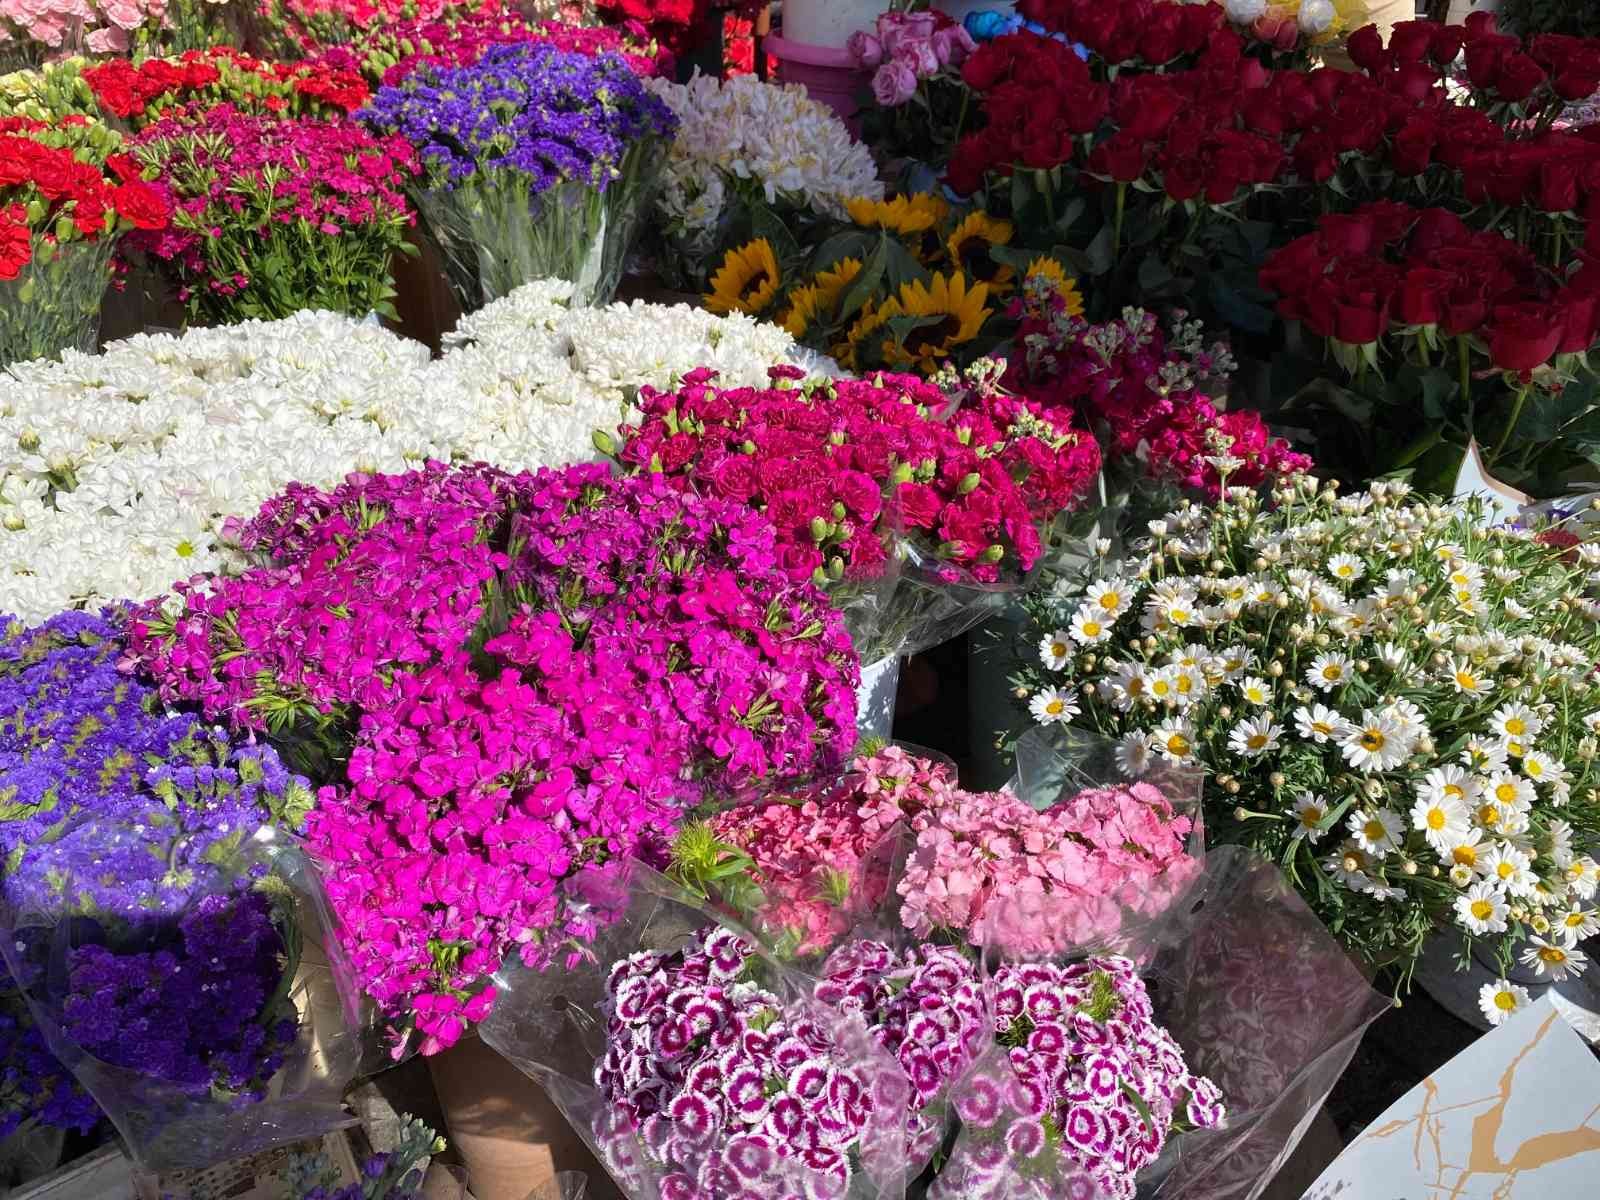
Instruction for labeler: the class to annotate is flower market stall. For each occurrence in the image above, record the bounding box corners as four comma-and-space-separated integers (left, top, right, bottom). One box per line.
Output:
3, 2, 1600, 1200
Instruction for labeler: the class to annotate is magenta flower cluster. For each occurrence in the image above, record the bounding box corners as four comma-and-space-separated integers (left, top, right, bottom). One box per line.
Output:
616, 365, 1101, 590
935, 957, 1225, 1200
131, 463, 857, 1055
813, 940, 986, 1164
594, 926, 896, 1200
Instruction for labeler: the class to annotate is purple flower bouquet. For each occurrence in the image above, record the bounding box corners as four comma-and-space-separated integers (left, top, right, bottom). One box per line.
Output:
0, 612, 362, 1173
361, 42, 677, 308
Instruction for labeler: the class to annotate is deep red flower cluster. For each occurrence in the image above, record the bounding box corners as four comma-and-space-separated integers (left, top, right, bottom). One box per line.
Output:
83, 48, 369, 123
1260, 202, 1600, 371
0, 117, 170, 281
594, 0, 707, 55
1353, 16, 1600, 111
1014, 0, 1226, 66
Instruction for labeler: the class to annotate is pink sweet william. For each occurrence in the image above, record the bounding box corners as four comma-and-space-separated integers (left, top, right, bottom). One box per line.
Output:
132, 462, 859, 1054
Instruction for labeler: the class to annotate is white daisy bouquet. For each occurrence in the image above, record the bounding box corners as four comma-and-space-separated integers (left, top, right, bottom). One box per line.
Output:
1013, 474, 1600, 984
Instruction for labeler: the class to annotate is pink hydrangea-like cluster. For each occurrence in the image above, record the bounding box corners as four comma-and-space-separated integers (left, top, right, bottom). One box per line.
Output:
615, 365, 1100, 590
935, 957, 1225, 1200
132, 463, 858, 1053
1008, 299, 1309, 500
898, 781, 1197, 953
594, 926, 900, 1200
814, 940, 986, 1164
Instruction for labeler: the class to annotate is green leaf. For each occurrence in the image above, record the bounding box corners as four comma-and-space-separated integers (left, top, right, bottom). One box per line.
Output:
1082, 225, 1115, 277
887, 314, 944, 344
837, 233, 890, 323
1207, 275, 1276, 337
807, 230, 874, 274
751, 202, 802, 265
1136, 253, 1174, 292
884, 237, 931, 291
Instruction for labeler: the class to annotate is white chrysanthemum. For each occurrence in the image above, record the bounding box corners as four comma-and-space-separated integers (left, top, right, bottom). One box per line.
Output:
1490, 701, 1544, 745
1410, 792, 1469, 853
1339, 709, 1410, 773
1305, 651, 1353, 692
1151, 720, 1197, 763
1084, 578, 1136, 619
1482, 844, 1536, 897
1068, 604, 1114, 645
1029, 687, 1080, 725
1455, 882, 1510, 935
1556, 904, 1600, 945
1038, 630, 1072, 671
1235, 675, 1272, 706
1293, 703, 1342, 744
1289, 793, 1330, 842
1115, 732, 1152, 778
1445, 657, 1493, 697
1347, 808, 1403, 856
1227, 713, 1282, 758
1326, 553, 1364, 583
1520, 937, 1588, 981
1477, 979, 1530, 1027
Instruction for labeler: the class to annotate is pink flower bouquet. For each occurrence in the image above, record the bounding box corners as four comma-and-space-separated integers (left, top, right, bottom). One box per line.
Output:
131, 462, 859, 1054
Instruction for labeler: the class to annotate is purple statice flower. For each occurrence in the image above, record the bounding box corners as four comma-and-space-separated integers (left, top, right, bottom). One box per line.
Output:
359, 43, 676, 196
58, 888, 297, 1099
282, 1113, 442, 1200
1, 966, 100, 1139
130, 462, 858, 1057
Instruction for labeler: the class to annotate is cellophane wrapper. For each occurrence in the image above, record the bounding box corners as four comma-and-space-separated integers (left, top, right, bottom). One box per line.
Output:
417, 176, 607, 314
935, 846, 1388, 1200
523, 1171, 590, 1200
594, 137, 669, 306
0, 236, 113, 368
0, 823, 364, 1173
480, 863, 913, 1200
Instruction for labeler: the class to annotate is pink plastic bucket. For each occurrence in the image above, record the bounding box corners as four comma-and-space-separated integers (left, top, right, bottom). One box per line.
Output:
764, 32, 869, 136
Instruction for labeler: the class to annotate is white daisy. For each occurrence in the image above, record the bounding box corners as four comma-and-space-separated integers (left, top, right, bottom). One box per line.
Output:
1291, 792, 1332, 842
1068, 604, 1114, 645
1084, 578, 1136, 619
1103, 661, 1148, 711
1490, 701, 1544, 745
1556, 904, 1600, 945
1158, 591, 1200, 627
1568, 856, 1600, 901
1228, 714, 1282, 758
1460, 738, 1509, 773
1477, 979, 1530, 1027
1347, 808, 1404, 857
1482, 844, 1537, 897
1146, 667, 1180, 707
1339, 709, 1410, 773
1454, 882, 1509, 935
1442, 827, 1487, 874
1029, 687, 1080, 725
1410, 792, 1469, 853
1520, 750, 1563, 788
1519, 937, 1588, 981
1114, 731, 1153, 778
1236, 675, 1272, 706
1445, 657, 1492, 697
1323, 843, 1376, 892
1212, 643, 1255, 680
1293, 703, 1343, 744
1151, 720, 1197, 763
1037, 630, 1072, 670
1417, 764, 1477, 809
1305, 651, 1354, 692
1327, 553, 1365, 583
1482, 771, 1535, 815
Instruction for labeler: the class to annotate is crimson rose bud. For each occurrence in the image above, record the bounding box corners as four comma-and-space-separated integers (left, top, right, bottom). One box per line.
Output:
1488, 302, 1564, 372
1556, 288, 1600, 354
1388, 21, 1435, 65
1463, 11, 1499, 37
1088, 130, 1148, 182
1347, 24, 1388, 75
1429, 25, 1466, 64
1537, 160, 1581, 213
1398, 268, 1453, 326
1497, 53, 1548, 102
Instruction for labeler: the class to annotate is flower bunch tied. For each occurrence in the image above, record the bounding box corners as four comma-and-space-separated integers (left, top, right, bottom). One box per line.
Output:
0, 610, 357, 1170
0, 115, 168, 365
82, 47, 369, 124
609, 363, 1100, 661
1260, 202, 1600, 493
1008, 299, 1310, 504
847, 9, 977, 169
125, 103, 417, 324
130, 463, 858, 1053
706, 193, 1079, 377
644, 72, 881, 290
1014, 476, 1600, 982
361, 42, 676, 308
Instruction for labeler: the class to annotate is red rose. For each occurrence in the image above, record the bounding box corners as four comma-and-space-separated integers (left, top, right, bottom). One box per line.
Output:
1162, 156, 1205, 202
1087, 130, 1147, 183
1464, 34, 1515, 90
1556, 288, 1600, 354
1390, 62, 1441, 104
1537, 159, 1581, 213
1138, 5, 1185, 65
1113, 76, 1183, 139
1347, 24, 1389, 74
1388, 21, 1435, 64
1488, 302, 1564, 372
1389, 119, 1437, 176
1497, 53, 1549, 103
1429, 25, 1466, 65
1463, 11, 1500, 38
962, 39, 1018, 92
944, 134, 991, 196
1397, 267, 1453, 326
1407, 208, 1473, 257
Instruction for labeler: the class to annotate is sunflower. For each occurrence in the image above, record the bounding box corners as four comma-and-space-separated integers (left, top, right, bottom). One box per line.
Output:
1021, 257, 1086, 319
845, 194, 949, 239
705, 238, 782, 316
878, 272, 992, 375
785, 257, 863, 340
946, 212, 1015, 293
780, 285, 823, 339
836, 302, 892, 374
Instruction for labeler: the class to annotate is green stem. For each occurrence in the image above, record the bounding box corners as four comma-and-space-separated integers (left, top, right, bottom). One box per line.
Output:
1112, 182, 1127, 263
1490, 384, 1530, 464
952, 87, 970, 149
1457, 336, 1474, 438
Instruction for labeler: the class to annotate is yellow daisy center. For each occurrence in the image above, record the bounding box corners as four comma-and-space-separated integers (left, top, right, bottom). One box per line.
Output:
1359, 730, 1385, 752
1539, 946, 1568, 965
1051, 642, 1067, 657
1453, 845, 1478, 866
1247, 734, 1268, 750
1098, 594, 1120, 611
1495, 783, 1519, 804
1165, 734, 1190, 756
1505, 717, 1527, 737
1045, 700, 1064, 716
1363, 819, 1386, 843
1323, 665, 1343, 681
1426, 809, 1446, 831
1082, 621, 1102, 638
1493, 990, 1518, 1011
1471, 900, 1495, 920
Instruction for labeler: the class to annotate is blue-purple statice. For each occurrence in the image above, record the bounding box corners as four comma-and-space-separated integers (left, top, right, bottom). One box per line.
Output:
0, 609, 313, 1106
359, 44, 676, 194
283, 1115, 443, 1200
1, 967, 99, 1139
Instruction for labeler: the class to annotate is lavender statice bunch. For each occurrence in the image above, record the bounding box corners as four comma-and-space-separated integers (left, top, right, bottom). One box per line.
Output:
362, 43, 677, 308
1, 967, 99, 1144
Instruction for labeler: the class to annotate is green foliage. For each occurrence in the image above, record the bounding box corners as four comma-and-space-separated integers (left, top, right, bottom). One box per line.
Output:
1502, 0, 1600, 38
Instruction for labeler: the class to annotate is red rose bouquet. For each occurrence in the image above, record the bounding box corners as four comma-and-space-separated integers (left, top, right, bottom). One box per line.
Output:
0, 115, 169, 365
1261, 200, 1600, 491
124, 104, 416, 325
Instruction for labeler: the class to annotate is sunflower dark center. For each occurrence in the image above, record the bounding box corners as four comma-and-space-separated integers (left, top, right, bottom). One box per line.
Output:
739, 269, 771, 300
957, 237, 1000, 280
904, 315, 962, 356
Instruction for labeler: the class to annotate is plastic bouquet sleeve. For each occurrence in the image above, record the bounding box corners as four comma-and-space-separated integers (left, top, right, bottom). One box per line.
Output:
478, 862, 913, 1200
523, 1172, 590, 1200
934, 846, 1388, 1200
0, 823, 364, 1173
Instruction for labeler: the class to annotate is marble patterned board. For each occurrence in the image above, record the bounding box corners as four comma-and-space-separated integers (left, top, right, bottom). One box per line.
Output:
1301, 996, 1600, 1200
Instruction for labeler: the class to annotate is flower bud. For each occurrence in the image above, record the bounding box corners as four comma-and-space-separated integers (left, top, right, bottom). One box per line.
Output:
957, 472, 982, 495
979, 544, 1005, 564
810, 516, 829, 543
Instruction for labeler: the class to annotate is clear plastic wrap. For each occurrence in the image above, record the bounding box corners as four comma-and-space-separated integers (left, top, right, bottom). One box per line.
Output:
932, 846, 1388, 1200
523, 1172, 590, 1200
0, 822, 363, 1173
479, 863, 913, 1200
0, 236, 114, 368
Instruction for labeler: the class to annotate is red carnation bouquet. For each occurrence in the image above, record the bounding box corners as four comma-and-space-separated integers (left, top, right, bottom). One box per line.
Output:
0, 115, 170, 366
1261, 200, 1600, 492
82, 47, 370, 126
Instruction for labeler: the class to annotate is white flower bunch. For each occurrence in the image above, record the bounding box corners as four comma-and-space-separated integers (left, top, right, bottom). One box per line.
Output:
1015, 475, 1600, 980
1, 283, 805, 622
646, 73, 883, 268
